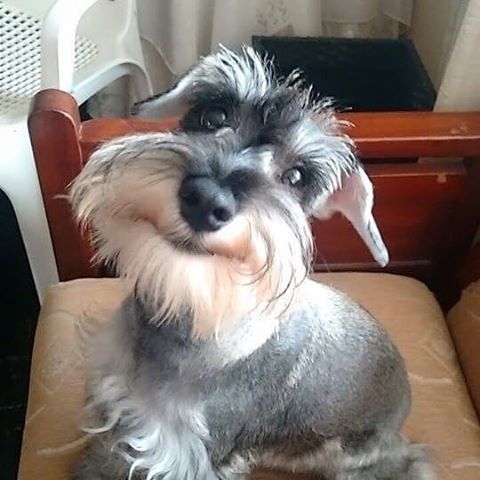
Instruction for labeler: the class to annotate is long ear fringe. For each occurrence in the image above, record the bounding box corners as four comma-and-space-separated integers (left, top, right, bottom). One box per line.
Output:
313, 168, 389, 267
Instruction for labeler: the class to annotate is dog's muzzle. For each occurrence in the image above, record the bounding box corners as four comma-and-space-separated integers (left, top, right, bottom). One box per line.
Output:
179, 176, 237, 232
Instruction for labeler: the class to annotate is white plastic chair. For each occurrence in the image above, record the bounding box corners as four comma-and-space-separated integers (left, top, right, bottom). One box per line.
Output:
0, 0, 153, 302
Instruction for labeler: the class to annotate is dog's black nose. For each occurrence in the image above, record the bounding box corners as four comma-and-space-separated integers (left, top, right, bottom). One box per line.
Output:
179, 176, 236, 232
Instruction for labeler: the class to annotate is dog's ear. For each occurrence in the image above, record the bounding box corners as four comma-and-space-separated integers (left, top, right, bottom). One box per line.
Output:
313, 168, 389, 267
131, 68, 196, 119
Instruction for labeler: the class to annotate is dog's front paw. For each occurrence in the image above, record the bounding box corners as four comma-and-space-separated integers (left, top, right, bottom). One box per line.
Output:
70, 457, 106, 480
70, 441, 129, 480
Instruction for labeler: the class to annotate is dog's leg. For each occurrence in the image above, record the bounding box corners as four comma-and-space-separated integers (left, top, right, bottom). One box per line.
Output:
259, 434, 436, 480
215, 453, 252, 480
336, 434, 436, 480
72, 435, 248, 480
70, 436, 131, 480
336, 447, 436, 480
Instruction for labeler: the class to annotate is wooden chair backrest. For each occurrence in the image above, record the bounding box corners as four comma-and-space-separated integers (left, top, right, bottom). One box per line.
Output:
28, 89, 480, 307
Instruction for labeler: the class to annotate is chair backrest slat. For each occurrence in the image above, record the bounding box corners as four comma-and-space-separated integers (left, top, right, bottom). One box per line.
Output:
29, 89, 96, 280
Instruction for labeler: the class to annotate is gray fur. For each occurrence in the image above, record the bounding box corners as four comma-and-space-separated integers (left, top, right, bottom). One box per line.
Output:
71, 47, 435, 479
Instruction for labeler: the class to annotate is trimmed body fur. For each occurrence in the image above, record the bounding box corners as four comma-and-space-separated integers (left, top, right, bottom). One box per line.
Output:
75, 280, 430, 480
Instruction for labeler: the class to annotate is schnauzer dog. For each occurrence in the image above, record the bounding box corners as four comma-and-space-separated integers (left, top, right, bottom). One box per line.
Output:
69, 47, 435, 479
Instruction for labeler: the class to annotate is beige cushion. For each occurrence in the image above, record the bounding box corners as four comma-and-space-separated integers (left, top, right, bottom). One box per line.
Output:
448, 280, 480, 419
18, 273, 480, 480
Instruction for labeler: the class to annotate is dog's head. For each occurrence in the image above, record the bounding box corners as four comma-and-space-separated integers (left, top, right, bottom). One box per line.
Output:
70, 47, 388, 336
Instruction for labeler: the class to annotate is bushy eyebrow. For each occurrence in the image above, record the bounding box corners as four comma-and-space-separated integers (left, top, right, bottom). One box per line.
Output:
187, 85, 240, 109
259, 89, 305, 129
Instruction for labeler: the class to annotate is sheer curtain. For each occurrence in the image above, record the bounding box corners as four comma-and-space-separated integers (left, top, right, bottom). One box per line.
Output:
89, 0, 413, 115
91, 0, 480, 116
137, 0, 413, 87
435, 0, 480, 111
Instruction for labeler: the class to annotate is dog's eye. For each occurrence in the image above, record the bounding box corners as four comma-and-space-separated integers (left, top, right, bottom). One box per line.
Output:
200, 108, 228, 130
281, 167, 305, 187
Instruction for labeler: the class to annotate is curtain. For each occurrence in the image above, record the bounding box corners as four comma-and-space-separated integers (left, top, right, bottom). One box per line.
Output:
93, 0, 480, 116
435, 0, 480, 111
137, 0, 413, 82
89, 0, 414, 115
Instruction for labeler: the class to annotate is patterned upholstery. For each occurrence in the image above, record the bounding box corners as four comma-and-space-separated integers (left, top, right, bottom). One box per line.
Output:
448, 280, 480, 419
18, 273, 480, 479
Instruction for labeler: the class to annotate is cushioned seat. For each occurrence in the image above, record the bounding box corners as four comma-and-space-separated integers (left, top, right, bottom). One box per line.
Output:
18, 273, 480, 480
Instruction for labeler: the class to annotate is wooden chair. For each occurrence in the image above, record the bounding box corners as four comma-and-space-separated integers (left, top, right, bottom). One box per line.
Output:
18, 89, 480, 479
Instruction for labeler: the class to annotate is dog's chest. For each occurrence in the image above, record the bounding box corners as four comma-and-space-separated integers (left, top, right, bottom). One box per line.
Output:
131, 295, 285, 382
